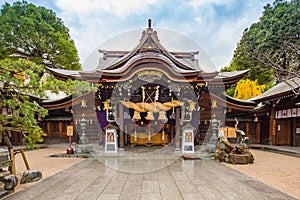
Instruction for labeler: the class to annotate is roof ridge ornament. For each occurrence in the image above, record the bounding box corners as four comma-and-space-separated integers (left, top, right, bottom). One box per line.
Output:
139, 19, 162, 53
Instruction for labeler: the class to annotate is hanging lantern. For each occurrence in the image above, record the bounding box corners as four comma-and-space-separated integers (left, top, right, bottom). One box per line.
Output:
189, 101, 196, 111
145, 111, 154, 120
103, 100, 110, 110
254, 116, 258, 122
211, 100, 217, 108
133, 111, 141, 120
81, 99, 87, 108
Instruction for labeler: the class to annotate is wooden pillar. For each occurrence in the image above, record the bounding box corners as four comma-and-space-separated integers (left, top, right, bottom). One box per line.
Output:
47, 122, 51, 136
119, 104, 124, 149
269, 102, 276, 145
292, 118, 296, 146
256, 121, 261, 144
175, 107, 181, 150
124, 125, 128, 146
245, 122, 249, 136
170, 125, 175, 146
59, 121, 62, 142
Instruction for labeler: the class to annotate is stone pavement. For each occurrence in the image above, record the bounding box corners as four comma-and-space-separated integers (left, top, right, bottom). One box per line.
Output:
3, 155, 296, 200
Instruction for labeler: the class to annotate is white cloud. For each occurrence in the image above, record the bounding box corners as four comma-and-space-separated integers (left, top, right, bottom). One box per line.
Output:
56, 0, 158, 16
52, 0, 272, 71
188, 0, 234, 9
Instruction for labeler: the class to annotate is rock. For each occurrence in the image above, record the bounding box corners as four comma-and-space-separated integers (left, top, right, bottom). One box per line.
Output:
20, 170, 42, 184
215, 137, 234, 161
215, 136, 254, 164
0, 174, 18, 190
235, 144, 249, 154
216, 150, 227, 162
229, 153, 254, 165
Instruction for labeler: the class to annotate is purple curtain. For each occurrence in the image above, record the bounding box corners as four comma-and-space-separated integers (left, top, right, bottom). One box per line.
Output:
190, 111, 199, 128
96, 110, 109, 128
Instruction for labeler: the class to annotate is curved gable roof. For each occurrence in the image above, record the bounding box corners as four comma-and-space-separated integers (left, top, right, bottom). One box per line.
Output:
95, 21, 201, 72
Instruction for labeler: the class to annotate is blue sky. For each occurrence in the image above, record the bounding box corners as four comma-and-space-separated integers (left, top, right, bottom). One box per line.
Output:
0, 0, 274, 70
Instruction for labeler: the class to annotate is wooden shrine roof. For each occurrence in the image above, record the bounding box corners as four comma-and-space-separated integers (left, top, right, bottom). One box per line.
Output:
48, 66, 248, 86
47, 19, 248, 86
96, 50, 200, 72
250, 76, 300, 102
200, 92, 256, 111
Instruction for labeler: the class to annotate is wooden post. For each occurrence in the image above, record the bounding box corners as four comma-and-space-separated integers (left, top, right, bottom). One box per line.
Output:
292, 118, 296, 146
170, 126, 174, 146
119, 104, 124, 149
2, 131, 15, 174
256, 121, 261, 144
175, 107, 181, 150
20, 148, 30, 170
9, 149, 16, 175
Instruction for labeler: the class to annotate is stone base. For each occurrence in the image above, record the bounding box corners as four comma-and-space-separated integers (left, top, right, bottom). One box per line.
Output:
229, 153, 254, 165
75, 144, 93, 153
182, 154, 201, 160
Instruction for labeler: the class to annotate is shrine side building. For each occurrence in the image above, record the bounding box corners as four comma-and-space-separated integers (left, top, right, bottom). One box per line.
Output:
251, 76, 300, 146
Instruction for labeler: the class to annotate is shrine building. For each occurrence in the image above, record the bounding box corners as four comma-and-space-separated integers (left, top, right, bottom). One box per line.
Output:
40, 20, 257, 149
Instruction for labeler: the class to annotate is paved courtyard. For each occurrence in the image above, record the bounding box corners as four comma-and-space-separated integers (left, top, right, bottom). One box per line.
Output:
4, 155, 296, 200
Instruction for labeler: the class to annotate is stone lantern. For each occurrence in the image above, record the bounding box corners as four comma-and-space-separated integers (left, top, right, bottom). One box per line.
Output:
207, 114, 219, 153
80, 114, 88, 144
75, 114, 93, 153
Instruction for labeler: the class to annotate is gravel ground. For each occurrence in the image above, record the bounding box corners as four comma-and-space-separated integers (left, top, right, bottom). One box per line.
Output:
11, 147, 300, 199
13, 147, 84, 193
224, 149, 300, 199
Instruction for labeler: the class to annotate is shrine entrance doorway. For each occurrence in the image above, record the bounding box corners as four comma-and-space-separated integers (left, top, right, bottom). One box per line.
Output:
118, 82, 183, 147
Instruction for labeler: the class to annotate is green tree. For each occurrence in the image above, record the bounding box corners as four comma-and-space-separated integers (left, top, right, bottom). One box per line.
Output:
0, 1, 81, 70
0, 58, 96, 149
223, 0, 300, 87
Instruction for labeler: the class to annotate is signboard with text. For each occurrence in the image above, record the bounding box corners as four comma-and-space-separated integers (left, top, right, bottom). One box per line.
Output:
181, 128, 194, 154
105, 127, 118, 153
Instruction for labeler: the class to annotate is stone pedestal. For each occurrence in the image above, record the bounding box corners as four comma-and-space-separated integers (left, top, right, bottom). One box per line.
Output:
229, 153, 254, 164
75, 144, 93, 153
